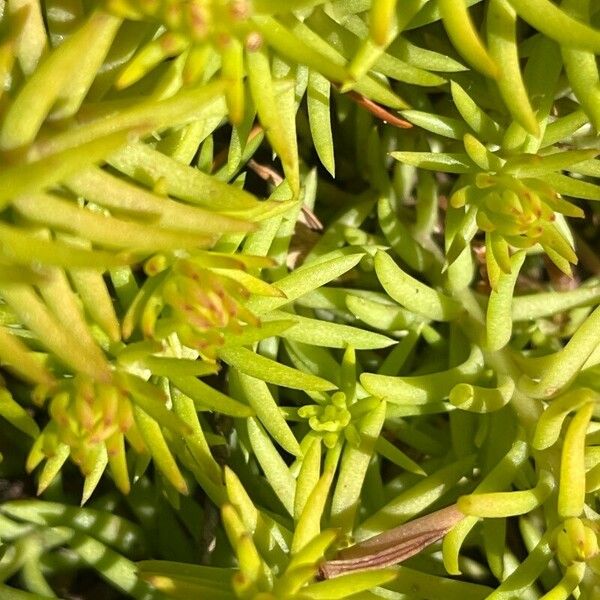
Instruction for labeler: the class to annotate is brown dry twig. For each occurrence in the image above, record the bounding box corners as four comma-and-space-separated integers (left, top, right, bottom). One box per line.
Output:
343, 89, 412, 129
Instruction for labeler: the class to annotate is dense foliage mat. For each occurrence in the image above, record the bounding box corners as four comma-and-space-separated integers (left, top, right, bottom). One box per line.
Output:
0, 0, 600, 598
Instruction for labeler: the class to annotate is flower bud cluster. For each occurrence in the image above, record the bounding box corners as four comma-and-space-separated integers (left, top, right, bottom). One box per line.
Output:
35, 375, 138, 476
105, 0, 251, 43
298, 392, 378, 449
144, 256, 261, 358
554, 518, 599, 568
451, 172, 581, 278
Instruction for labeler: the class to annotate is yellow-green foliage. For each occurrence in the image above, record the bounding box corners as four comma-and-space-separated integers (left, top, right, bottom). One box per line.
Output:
0, 1, 599, 599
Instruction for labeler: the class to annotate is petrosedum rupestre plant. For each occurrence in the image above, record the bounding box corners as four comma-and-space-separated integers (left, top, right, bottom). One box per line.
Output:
0, 0, 599, 599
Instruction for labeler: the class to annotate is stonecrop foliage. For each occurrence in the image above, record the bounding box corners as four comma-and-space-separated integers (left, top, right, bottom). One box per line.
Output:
0, 0, 599, 598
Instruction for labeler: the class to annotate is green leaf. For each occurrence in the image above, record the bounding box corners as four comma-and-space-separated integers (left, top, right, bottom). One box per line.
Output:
170, 376, 254, 418
294, 437, 322, 521
283, 13, 408, 107
292, 467, 336, 554
65, 167, 254, 235
0, 129, 132, 209
374, 251, 462, 321
390, 37, 467, 72
37, 82, 226, 158
106, 433, 131, 497
541, 173, 600, 200
285, 341, 342, 387
330, 402, 386, 532
0, 327, 54, 386
212, 268, 284, 298
377, 197, 429, 272
247, 417, 296, 516
63, 238, 120, 342
375, 437, 426, 475
511, 282, 600, 321
485, 250, 526, 351
51, 14, 122, 120
138, 560, 234, 589
487, 0, 539, 136
369, 0, 399, 46
443, 438, 528, 574
407, 0, 484, 29
246, 46, 299, 196
247, 253, 364, 314
519, 305, 600, 398
133, 407, 188, 495
81, 445, 108, 505
391, 151, 476, 173
109, 142, 288, 219
311, 8, 444, 87
0, 12, 118, 150
503, 149, 599, 178
449, 376, 515, 413
439, 0, 498, 78
224, 466, 291, 561
7, 0, 47, 77
0, 389, 40, 438
219, 347, 336, 391
1, 283, 111, 381
351, 38, 429, 89
507, 0, 600, 51
287, 529, 338, 572
264, 310, 396, 349
275, 75, 302, 191
562, 42, 600, 130
463, 134, 504, 172
122, 374, 192, 437
304, 569, 398, 598
38, 259, 110, 372
458, 470, 555, 517
13, 194, 215, 252
172, 387, 223, 488
68, 531, 158, 598
567, 158, 600, 178
222, 320, 297, 348
484, 536, 553, 600
401, 110, 470, 140
230, 369, 301, 456
307, 70, 335, 176
221, 37, 245, 125
139, 357, 219, 378
115, 32, 189, 91
0, 500, 145, 555
358, 455, 476, 538
346, 294, 423, 331
541, 110, 589, 148
0, 585, 56, 600
37, 443, 70, 495
387, 565, 493, 599
558, 402, 594, 518
377, 329, 421, 376
361, 345, 484, 404
450, 82, 503, 143
252, 15, 347, 85
532, 389, 596, 451
140, 570, 234, 599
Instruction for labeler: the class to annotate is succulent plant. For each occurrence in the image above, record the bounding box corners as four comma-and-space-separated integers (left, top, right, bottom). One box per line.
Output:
0, 1, 599, 599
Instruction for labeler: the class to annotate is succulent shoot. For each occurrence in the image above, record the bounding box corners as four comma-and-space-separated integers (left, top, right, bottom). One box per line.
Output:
0, 1, 599, 600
